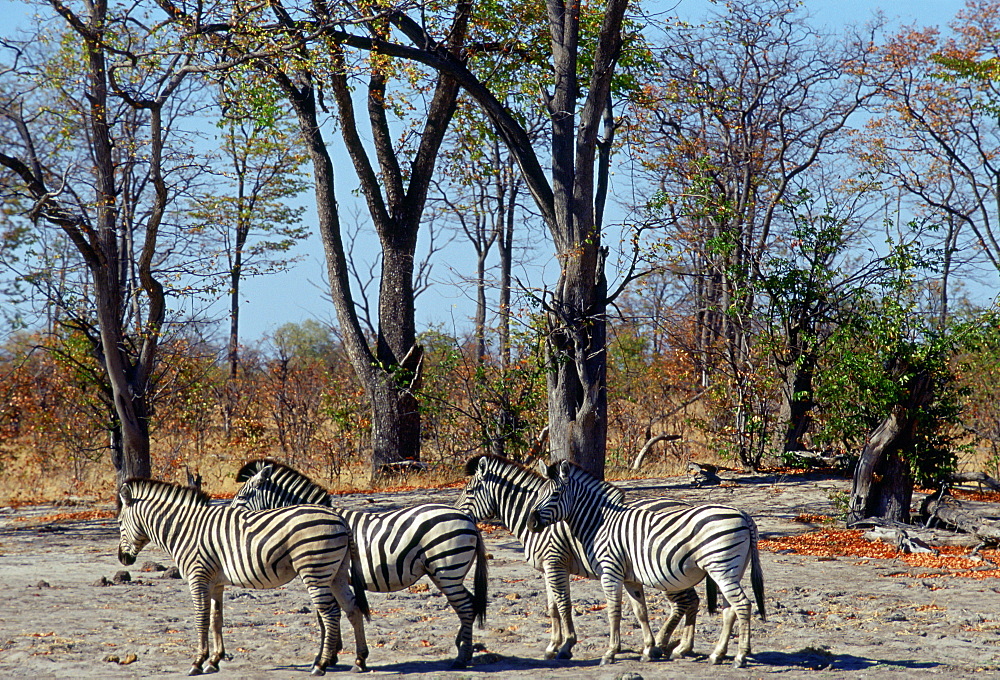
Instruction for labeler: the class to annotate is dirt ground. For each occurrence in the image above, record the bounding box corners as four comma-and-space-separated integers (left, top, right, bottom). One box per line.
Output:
2, 469, 1000, 679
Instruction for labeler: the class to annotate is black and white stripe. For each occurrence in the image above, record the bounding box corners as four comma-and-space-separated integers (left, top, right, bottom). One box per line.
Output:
458, 454, 706, 662
116, 478, 370, 676
231, 459, 488, 669
531, 459, 766, 668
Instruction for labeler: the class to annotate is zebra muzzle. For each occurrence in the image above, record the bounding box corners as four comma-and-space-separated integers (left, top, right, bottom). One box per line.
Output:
118, 548, 136, 566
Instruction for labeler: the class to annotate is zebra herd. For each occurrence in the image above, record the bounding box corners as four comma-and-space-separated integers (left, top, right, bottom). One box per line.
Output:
115, 454, 766, 674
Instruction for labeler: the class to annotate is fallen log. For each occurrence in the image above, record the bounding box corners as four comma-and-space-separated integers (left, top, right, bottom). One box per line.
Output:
849, 515, 979, 548
630, 433, 683, 471
946, 471, 1000, 492
860, 526, 938, 554
921, 488, 1000, 547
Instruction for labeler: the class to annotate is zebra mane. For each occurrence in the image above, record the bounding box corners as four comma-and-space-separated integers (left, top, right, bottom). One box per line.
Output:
235, 458, 330, 504
235, 458, 278, 483
118, 477, 211, 510
465, 453, 545, 481
555, 461, 627, 505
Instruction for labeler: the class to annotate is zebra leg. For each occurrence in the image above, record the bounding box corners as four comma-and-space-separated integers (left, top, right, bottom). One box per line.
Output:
659, 588, 699, 658
732, 593, 753, 668
709, 591, 751, 667
623, 583, 659, 661
205, 583, 228, 672
313, 602, 344, 671
599, 573, 624, 665
330, 570, 370, 673
429, 575, 475, 670
187, 580, 211, 675
543, 566, 576, 659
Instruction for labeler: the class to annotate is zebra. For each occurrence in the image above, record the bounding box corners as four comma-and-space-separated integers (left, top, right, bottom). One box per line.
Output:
458, 454, 706, 662
116, 478, 370, 676
230, 459, 488, 669
530, 459, 766, 668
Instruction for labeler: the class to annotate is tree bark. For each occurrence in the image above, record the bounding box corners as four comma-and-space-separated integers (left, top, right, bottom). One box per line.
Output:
848, 370, 933, 525
921, 490, 1000, 544
264, 3, 469, 479
777, 354, 817, 453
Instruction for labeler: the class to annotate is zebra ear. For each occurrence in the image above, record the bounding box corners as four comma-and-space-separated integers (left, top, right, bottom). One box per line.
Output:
557, 460, 572, 481
119, 484, 134, 507
536, 459, 548, 476
259, 462, 274, 480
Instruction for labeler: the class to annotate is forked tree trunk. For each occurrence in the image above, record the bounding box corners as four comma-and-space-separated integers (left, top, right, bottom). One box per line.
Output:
848, 407, 914, 524
848, 370, 933, 525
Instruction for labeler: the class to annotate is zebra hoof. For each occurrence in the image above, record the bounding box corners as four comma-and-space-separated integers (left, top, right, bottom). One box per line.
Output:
732, 656, 747, 669
644, 646, 663, 661
188, 666, 203, 676
350, 663, 366, 673
555, 650, 573, 660
709, 653, 724, 665
310, 665, 326, 676
204, 662, 219, 674
600, 656, 616, 666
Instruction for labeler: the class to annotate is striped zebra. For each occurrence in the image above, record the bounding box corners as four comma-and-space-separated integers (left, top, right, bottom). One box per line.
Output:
531, 459, 766, 668
116, 478, 370, 676
458, 454, 705, 662
231, 459, 488, 669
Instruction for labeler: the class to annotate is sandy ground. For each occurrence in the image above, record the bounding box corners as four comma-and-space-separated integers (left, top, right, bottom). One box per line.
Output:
2, 469, 1000, 679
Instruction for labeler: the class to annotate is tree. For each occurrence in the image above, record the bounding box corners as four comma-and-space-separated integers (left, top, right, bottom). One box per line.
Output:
858, 1, 1000, 316
756, 190, 895, 454
190, 83, 311, 379
630, 0, 878, 466
0, 1, 204, 485
172, 0, 474, 478
812, 246, 968, 524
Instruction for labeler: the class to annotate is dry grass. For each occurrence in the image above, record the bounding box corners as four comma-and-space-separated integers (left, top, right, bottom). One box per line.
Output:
0, 443, 478, 505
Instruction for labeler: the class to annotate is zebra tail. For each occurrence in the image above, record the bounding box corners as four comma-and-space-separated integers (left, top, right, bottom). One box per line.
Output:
750, 525, 766, 622
348, 533, 371, 621
705, 576, 718, 614
472, 528, 489, 628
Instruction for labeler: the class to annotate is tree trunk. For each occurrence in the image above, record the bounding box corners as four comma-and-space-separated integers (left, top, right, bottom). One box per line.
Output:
848, 370, 933, 525
848, 412, 914, 524
547, 249, 609, 477
778, 355, 816, 453
370, 365, 422, 474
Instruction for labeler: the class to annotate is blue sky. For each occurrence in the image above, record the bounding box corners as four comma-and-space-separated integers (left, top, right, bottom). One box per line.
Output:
0, 0, 974, 342
234, 0, 973, 342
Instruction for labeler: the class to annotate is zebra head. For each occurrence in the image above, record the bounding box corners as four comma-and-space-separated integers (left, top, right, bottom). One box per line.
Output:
231, 460, 330, 511
116, 482, 150, 566
457, 455, 497, 522
230, 461, 275, 512
529, 460, 575, 531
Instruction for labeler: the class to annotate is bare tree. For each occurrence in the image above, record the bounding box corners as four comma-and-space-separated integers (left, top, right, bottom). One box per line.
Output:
859, 2, 1000, 310
160, 0, 473, 477
631, 0, 879, 465
192, 84, 311, 380
0, 1, 206, 485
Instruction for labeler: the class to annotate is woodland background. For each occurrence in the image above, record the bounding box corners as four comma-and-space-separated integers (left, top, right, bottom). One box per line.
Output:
2, 0, 1000, 506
